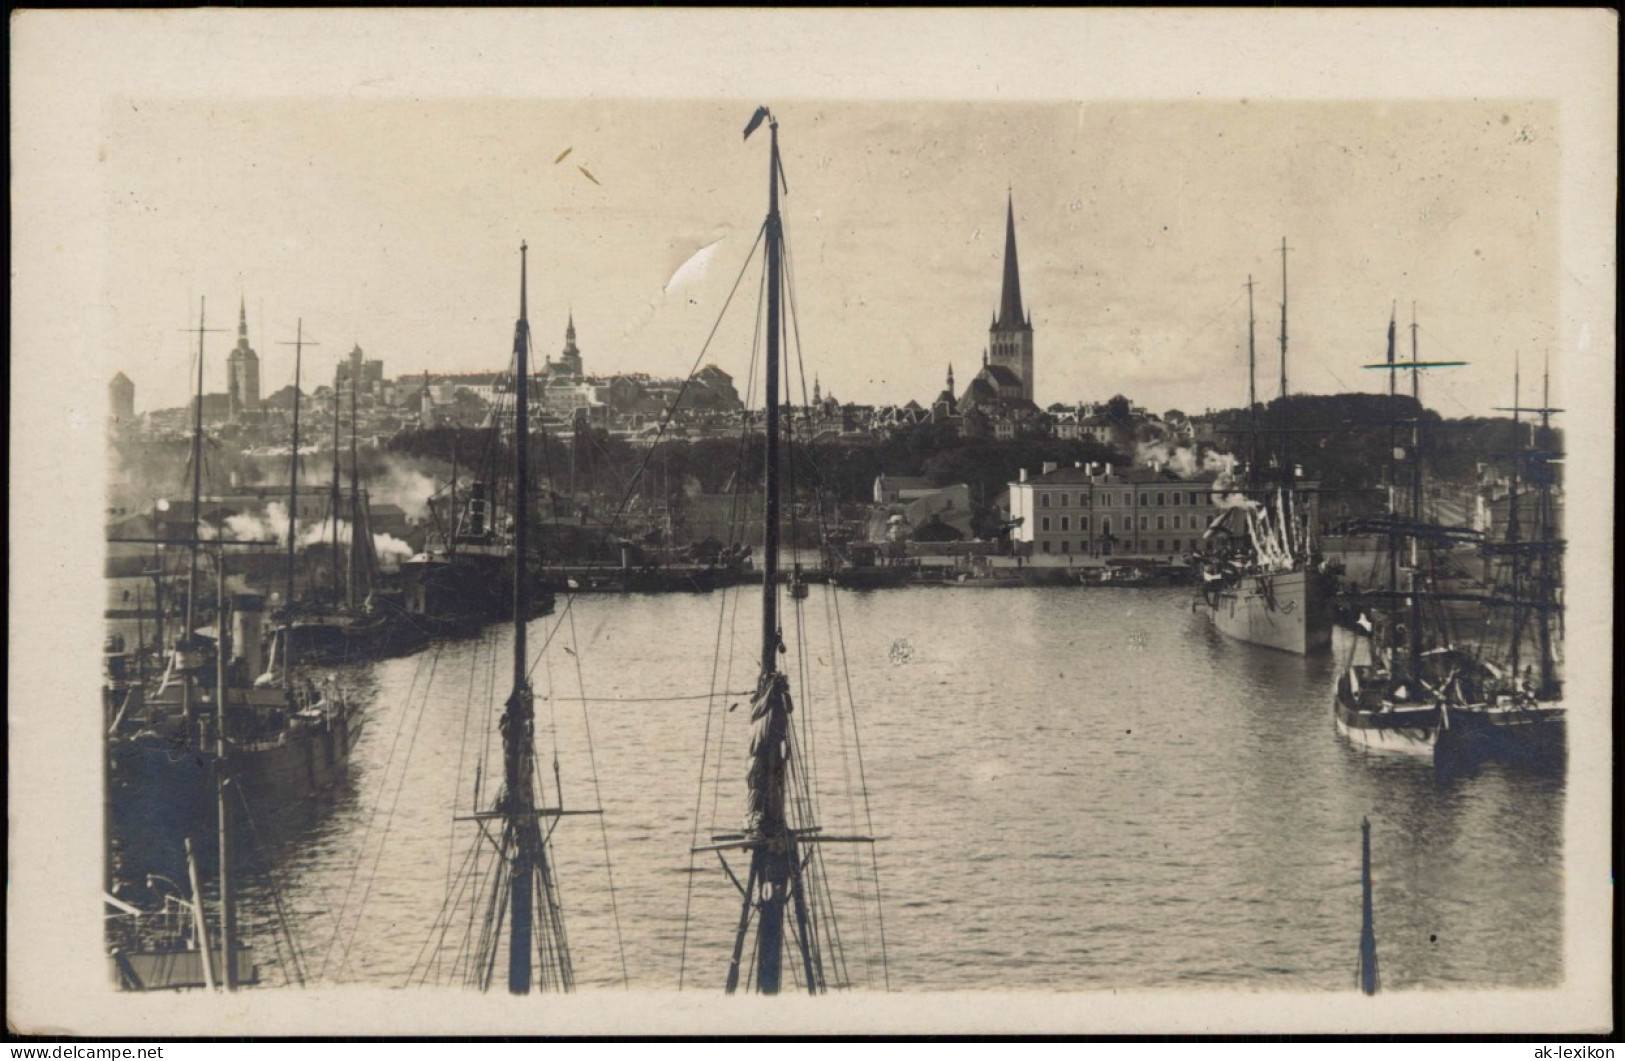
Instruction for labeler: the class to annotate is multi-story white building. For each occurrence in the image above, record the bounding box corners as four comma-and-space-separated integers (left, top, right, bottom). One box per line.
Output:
1008, 462, 1222, 558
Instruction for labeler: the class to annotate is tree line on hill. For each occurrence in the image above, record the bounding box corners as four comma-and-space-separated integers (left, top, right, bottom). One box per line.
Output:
379, 394, 1552, 539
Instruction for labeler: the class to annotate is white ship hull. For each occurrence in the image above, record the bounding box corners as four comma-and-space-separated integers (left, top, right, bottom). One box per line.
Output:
1202, 566, 1334, 655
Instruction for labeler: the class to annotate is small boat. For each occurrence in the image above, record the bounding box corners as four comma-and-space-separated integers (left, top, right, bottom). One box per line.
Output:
828, 542, 917, 590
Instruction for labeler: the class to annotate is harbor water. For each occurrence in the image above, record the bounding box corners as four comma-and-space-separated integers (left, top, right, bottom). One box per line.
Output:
227, 585, 1564, 991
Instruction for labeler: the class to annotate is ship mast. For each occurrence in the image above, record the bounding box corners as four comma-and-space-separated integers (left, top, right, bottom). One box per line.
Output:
1245, 276, 1258, 480
1362, 308, 1465, 681
1535, 360, 1557, 697
330, 365, 343, 602
347, 359, 362, 610
181, 298, 224, 737
277, 321, 314, 688
760, 120, 784, 674
1508, 359, 1524, 676
1277, 238, 1292, 491
1407, 306, 1424, 672
1494, 356, 1563, 699
727, 107, 822, 997
214, 547, 237, 991
490, 240, 575, 995
507, 241, 537, 993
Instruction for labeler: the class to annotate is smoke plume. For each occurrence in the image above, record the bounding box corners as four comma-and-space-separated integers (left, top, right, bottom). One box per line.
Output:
372, 456, 437, 522
298, 516, 413, 571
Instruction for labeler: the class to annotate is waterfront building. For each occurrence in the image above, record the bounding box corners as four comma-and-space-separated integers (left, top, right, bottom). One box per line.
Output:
1008, 462, 1222, 559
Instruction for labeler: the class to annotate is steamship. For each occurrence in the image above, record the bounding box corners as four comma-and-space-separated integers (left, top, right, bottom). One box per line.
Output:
1193, 242, 1336, 655
400, 477, 556, 634
107, 590, 363, 881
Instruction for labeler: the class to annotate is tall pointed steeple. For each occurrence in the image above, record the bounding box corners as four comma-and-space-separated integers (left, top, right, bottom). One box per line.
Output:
557, 313, 583, 376
996, 191, 1024, 330
986, 190, 1035, 403
227, 294, 260, 420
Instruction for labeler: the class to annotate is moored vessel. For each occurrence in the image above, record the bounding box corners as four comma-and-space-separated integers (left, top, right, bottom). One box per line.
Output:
1195, 246, 1337, 654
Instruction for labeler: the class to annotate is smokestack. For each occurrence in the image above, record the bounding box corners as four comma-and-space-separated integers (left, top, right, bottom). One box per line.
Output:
1019, 468, 1028, 483
1105, 463, 1113, 477
232, 592, 266, 680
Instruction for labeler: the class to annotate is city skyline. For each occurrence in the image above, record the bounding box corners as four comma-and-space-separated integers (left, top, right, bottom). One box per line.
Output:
105, 98, 1557, 421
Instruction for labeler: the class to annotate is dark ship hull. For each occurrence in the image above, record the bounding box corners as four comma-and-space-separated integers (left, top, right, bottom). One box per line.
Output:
400, 549, 555, 635
273, 596, 435, 667
108, 688, 362, 883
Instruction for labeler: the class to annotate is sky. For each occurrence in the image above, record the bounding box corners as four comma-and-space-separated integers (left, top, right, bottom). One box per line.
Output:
104, 97, 1558, 419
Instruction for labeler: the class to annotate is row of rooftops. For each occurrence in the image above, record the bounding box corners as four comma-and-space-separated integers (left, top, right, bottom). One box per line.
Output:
1013, 461, 1220, 487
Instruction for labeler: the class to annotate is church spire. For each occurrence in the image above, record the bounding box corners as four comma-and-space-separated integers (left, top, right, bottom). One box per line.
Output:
947, 363, 955, 391
996, 191, 1025, 330
238, 295, 249, 341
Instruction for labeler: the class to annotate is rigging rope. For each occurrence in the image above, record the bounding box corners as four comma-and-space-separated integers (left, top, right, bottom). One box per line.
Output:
319, 644, 442, 982
518, 223, 767, 689
231, 781, 308, 988
562, 600, 631, 988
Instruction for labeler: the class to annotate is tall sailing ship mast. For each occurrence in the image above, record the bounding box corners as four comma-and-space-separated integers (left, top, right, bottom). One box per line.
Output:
1493, 358, 1564, 703
457, 242, 584, 994
1330, 308, 1534, 759
688, 108, 881, 996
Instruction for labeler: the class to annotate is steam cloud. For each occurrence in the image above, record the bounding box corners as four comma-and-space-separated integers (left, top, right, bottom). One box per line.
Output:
298, 517, 413, 571
371, 456, 437, 522
222, 501, 412, 571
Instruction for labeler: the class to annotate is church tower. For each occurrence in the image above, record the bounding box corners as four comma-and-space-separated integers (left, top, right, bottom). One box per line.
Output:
226, 296, 261, 421
556, 313, 584, 377
987, 192, 1034, 402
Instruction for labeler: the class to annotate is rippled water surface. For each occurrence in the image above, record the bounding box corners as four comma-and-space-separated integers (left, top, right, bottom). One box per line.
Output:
228, 586, 1563, 992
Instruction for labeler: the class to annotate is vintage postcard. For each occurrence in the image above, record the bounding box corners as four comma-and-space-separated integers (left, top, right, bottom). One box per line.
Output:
8, 8, 1615, 1038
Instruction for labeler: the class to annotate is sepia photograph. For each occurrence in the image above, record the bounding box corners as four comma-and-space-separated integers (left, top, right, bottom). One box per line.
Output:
8, 8, 1616, 1039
